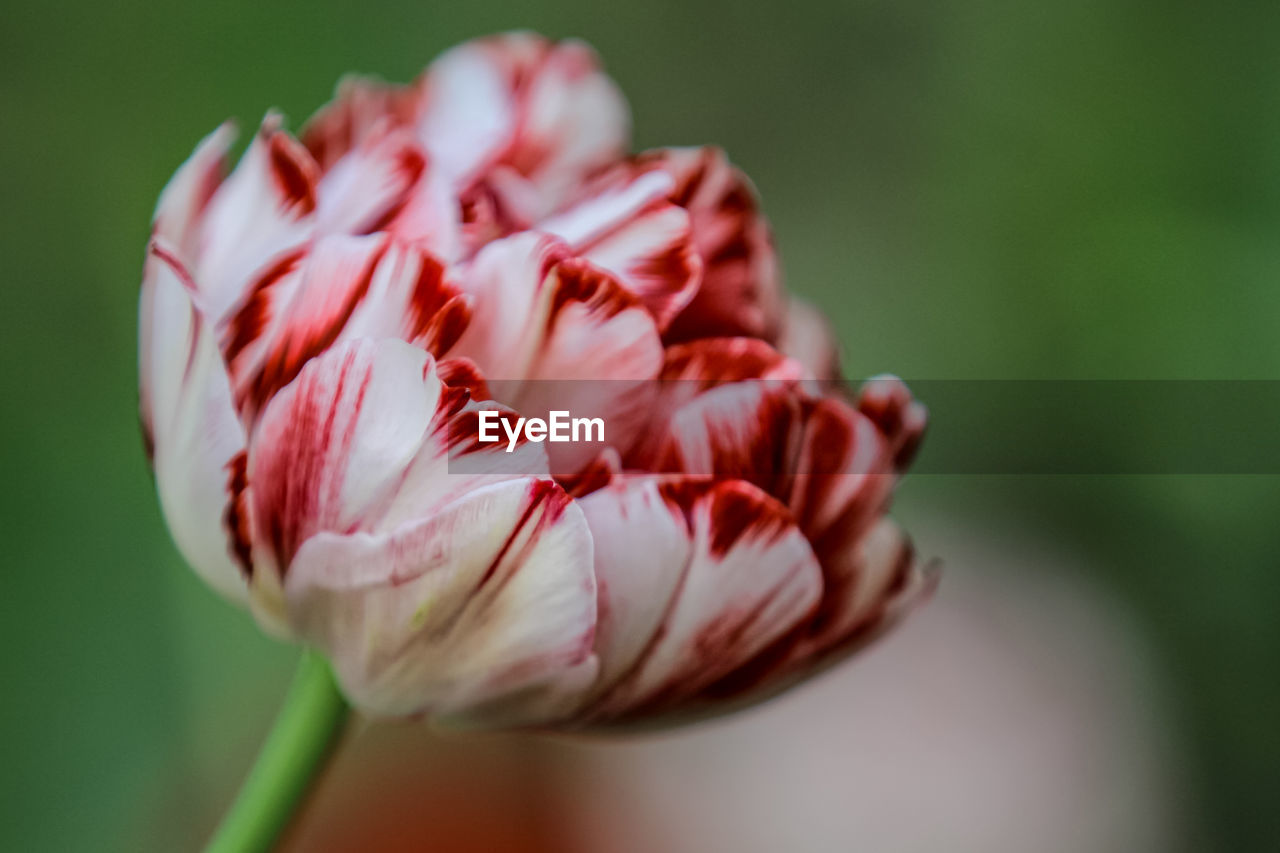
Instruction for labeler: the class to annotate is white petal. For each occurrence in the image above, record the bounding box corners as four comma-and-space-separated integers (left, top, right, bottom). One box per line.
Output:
285, 478, 597, 723
512, 38, 630, 217
140, 242, 248, 603
418, 33, 630, 217
417, 39, 516, 184
152, 123, 234, 262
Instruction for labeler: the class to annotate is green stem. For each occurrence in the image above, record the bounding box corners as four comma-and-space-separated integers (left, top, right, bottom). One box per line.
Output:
204, 650, 350, 853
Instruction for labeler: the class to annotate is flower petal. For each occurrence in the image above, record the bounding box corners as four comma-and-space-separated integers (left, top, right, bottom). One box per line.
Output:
247, 338, 442, 579
577, 477, 822, 723
856, 375, 929, 472
416, 36, 520, 185
139, 242, 249, 603
315, 128, 428, 236
420, 33, 630, 218
151, 123, 234, 262
661, 338, 804, 384
198, 116, 319, 321
645, 376, 902, 551
645, 379, 802, 491
302, 74, 422, 170
784, 395, 898, 550
705, 519, 936, 705
220, 234, 388, 419
779, 297, 842, 381
452, 233, 663, 470
619, 147, 783, 342
540, 170, 701, 329
372, 394, 552, 534
221, 235, 469, 420
285, 478, 597, 723
508, 37, 629, 215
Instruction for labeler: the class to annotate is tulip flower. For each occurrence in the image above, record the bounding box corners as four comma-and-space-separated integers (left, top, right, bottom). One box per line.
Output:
139, 31, 933, 851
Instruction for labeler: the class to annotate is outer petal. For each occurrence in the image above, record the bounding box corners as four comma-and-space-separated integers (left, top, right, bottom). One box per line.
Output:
372, 394, 552, 534
197, 116, 319, 321
856, 374, 929, 472
151, 123, 234, 262
660, 337, 805, 386
247, 338, 441, 580
644, 376, 904, 550
628, 338, 807, 464
802, 518, 935, 661
285, 478, 597, 724
244, 338, 547, 626
139, 242, 248, 603
704, 518, 936, 706
576, 477, 823, 724
784, 395, 898, 549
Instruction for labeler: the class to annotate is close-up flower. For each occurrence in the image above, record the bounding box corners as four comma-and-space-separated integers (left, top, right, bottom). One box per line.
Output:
9, 4, 1278, 852
138, 32, 932, 735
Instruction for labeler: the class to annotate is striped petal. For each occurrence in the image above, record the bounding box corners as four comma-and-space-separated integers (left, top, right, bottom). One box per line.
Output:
452, 233, 663, 470
285, 478, 597, 723
540, 170, 701, 329
151, 123, 234, 263
420, 33, 630, 218
615, 147, 784, 342
197, 115, 320, 322
302, 74, 422, 171
314, 127, 428, 236
244, 338, 546, 626
632, 338, 807, 464
247, 338, 441, 582
705, 519, 936, 705
576, 477, 822, 724
648, 380, 801, 492
139, 242, 248, 603
220, 234, 469, 420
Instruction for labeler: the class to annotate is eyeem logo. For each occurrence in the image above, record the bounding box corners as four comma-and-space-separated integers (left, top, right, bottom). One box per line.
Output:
477, 410, 605, 453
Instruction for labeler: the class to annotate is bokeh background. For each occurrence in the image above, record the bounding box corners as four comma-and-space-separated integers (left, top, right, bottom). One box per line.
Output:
4, 1, 1279, 850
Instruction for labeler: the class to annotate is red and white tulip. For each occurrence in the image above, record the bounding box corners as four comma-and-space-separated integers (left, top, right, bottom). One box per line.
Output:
139, 31, 933, 729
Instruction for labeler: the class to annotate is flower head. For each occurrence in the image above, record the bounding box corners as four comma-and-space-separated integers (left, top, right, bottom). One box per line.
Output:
139, 32, 933, 729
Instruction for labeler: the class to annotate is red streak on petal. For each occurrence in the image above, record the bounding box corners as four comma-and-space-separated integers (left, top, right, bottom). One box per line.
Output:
223, 451, 253, 578
357, 144, 428, 235
473, 479, 569, 593
544, 259, 638, 335
657, 479, 793, 559
267, 132, 319, 216
221, 248, 307, 364
436, 357, 491, 401
240, 242, 387, 417
260, 345, 373, 572
407, 254, 471, 355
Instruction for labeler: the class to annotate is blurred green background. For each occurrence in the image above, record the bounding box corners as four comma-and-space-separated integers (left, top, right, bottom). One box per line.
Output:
3, 0, 1278, 849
